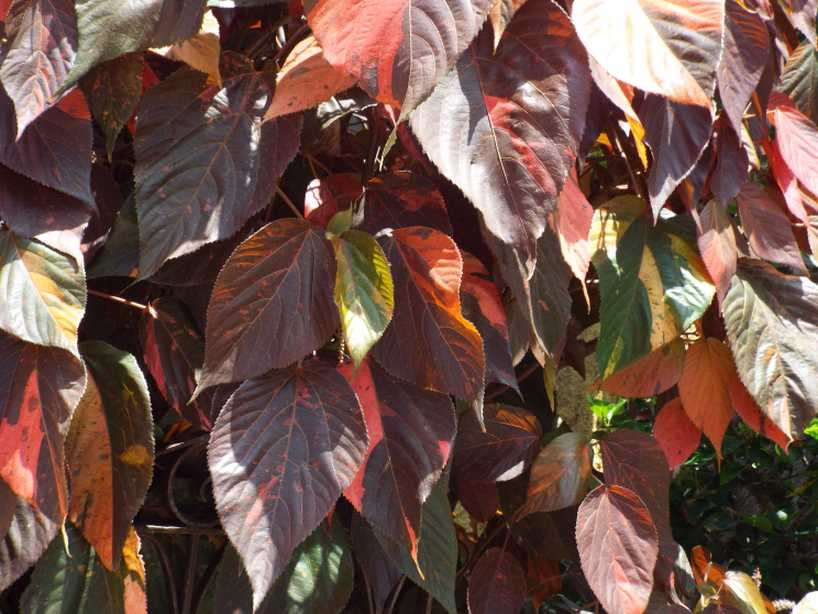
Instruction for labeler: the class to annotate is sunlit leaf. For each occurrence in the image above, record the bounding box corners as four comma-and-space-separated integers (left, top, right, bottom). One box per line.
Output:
599, 338, 685, 398
653, 398, 701, 470
576, 484, 659, 614
696, 199, 739, 301
67, 341, 153, 570
779, 42, 818, 125
769, 93, 818, 200
207, 361, 367, 608
522, 432, 591, 514
467, 548, 526, 614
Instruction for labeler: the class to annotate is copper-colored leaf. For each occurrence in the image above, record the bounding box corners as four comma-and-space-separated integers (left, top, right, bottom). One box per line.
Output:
577, 485, 659, 614
0, 332, 85, 520
373, 226, 485, 400
779, 42, 818, 125
696, 199, 739, 301
770, 93, 818, 200
678, 338, 737, 457
728, 369, 793, 450
554, 168, 594, 283
341, 360, 455, 562
599, 339, 685, 398
653, 398, 702, 470
198, 218, 339, 392
265, 34, 356, 120
523, 432, 591, 514
207, 360, 367, 608
361, 172, 452, 236
67, 341, 154, 570
467, 548, 527, 614
304, 0, 493, 112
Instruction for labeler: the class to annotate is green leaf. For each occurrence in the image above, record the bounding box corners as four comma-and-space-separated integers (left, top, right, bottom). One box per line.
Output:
332, 230, 394, 366
591, 196, 714, 377
723, 258, 818, 439
805, 418, 818, 441
0, 226, 86, 356
375, 470, 457, 614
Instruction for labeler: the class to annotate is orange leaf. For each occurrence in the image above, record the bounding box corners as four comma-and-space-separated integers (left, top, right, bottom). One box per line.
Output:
653, 398, 701, 470
599, 339, 685, 398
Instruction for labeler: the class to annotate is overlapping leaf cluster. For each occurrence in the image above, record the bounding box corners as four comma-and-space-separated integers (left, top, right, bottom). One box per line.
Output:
1, 0, 817, 612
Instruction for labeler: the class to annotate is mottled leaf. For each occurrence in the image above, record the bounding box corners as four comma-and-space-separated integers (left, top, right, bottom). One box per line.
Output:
265, 34, 356, 120
332, 230, 394, 367
304, 0, 492, 113
770, 94, 818, 204
653, 398, 701, 470
454, 403, 540, 486
467, 548, 527, 614
361, 172, 452, 235
723, 259, 818, 438
207, 361, 367, 608
0, 224, 86, 356
572, 0, 724, 108
523, 432, 591, 514
779, 42, 818, 125
576, 484, 659, 614
696, 199, 738, 301
555, 168, 594, 282
0, 0, 77, 134
718, 0, 769, 136
341, 360, 455, 565
599, 338, 685, 398
67, 341, 153, 570
411, 1, 590, 278
373, 226, 485, 400
0, 334, 85, 520
139, 298, 214, 430
591, 196, 715, 377
198, 218, 339, 392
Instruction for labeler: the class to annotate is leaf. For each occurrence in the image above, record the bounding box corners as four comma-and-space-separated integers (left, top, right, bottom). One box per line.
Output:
728, 374, 792, 451
374, 472, 457, 614
467, 548, 527, 614
0, 332, 85, 520
677, 338, 737, 457
154, 10, 221, 85
361, 172, 453, 236
717, 0, 769, 136
0, 480, 59, 592
721, 571, 771, 614
555, 168, 594, 282
599, 338, 685, 398
19, 523, 146, 613
81, 52, 144, 160
460, 254, 517, 390
265, 34, 356, 120
304, 0, 492, 113
64, 0, 205, 89
340, 360, 455, 562
0, 87, 94, 206
0, 226, 86, 356
66, 341, 153, 570
0, 0, 78, 134
576, 484, 659, 614
572, 0, 724, 108
487, 0, 526, 45
770, 93, 818, 200
305, 173, 363, 224
209, 522, 354, 614
591, 196, 715, 377
207, 361, 367, 608
696, 199, 738, 301
639, 94, 714, 215
410, 0, 590, 278
723, 258, 818, 438
653, 398, 701, 470
710, 118, 749, 205
793, 592, 818, 614
454, 403, 540, 485
523, 432, 591, 515
332, 230, 394, 367
351, 514, 403, 614
779, 42, 818, 125
736, 182, 806, 273
373, 226, 485, 400
134, 66, 296, 277
198, 218, 338, 392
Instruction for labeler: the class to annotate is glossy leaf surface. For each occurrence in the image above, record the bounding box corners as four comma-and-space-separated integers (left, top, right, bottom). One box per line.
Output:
523, 432, 591, 514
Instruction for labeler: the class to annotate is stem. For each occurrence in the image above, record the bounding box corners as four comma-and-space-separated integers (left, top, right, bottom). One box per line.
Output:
271, 22, 310, 66
607, 125, 645, 202
181, 534, 200, 614
87, 289, 150, 313
384, 577, 406, 614
276, 185, 304, 218
424, 593, 433, 614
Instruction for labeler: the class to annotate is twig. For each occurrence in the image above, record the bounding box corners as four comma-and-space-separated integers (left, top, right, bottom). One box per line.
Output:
384, 577, 406, 614
271, 22, 311, 67
181, 534, 200, 614
276, 185, 304, 218
87, 289, 150, 313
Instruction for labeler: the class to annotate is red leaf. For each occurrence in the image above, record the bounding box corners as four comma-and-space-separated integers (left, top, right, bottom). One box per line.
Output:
653, 398, 702, 470
0, 333, 85, 520
696, 199, 739, 301
0, 0, 78, 135
576, 485, 659, 614
373, 226, 485, 400
198, 218, 339, 392
305, 172, 363, 226
728, 373, 793, 451
770, 92, 818, 200
710, 118, 749, 205
208, 360, 367, 608
304, 0, 493, 112
410, 0, 590, 279
460, 254, 517, 390
340, 360, 455, 563
599, 339, 685, 398
736, 182, 807, 273
765, 137, 809, 222
453, 403, 541, 485
140, 298, 214, 430
678, 338, 736, 458
467, 548, 527, 614
361, 172, 452, 235
717, 0, 769, 137
523, 432, 591, 514
554, 168, 594, 283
